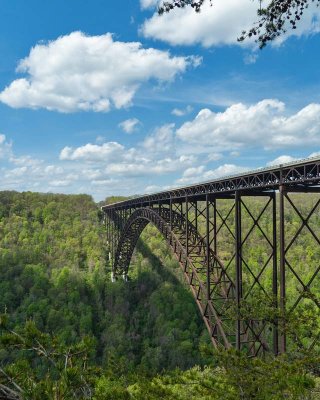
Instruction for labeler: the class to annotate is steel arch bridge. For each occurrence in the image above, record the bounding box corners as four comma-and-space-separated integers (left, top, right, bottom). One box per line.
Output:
102, 157, 320, 357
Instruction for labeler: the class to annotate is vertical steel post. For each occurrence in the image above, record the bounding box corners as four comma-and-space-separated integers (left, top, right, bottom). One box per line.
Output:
105, 212, 108, 241
108, 213, 111, 245
195, 200, 198, 233
186, 196, 189, 256
206, 194, 211, 301
272, 191, 279, 355
170, 197, 173, 228
213, 198, 217, 255
235, 191, 242, 351
111, 210, 115, 275
279, 185, 286, 353
115, 211, 118, 247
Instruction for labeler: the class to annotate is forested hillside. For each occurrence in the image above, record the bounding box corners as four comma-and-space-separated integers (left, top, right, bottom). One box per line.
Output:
0, 191, 208, 370
0, 191, 319, 399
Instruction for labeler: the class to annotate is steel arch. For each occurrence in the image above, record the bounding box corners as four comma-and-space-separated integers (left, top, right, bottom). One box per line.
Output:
111, 207, 271, 354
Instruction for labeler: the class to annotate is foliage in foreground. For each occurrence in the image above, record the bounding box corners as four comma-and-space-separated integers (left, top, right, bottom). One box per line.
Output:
0, 317, 319, 400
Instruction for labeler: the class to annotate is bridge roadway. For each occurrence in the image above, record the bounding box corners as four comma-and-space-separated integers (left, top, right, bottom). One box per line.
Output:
102, 156, 320, 357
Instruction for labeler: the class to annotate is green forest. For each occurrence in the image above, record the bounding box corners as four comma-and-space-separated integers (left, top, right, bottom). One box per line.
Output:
0, 191, 319, 399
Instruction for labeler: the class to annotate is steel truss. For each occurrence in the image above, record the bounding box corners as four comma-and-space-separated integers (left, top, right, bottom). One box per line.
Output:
102, 158, 320, 355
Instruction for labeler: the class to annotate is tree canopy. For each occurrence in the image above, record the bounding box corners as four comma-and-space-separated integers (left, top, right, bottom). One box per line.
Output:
158, 0, 320, 48
0, 191, 319, 398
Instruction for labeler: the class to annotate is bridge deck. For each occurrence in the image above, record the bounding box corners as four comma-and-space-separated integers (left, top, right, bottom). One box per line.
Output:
102, 156, 320, 210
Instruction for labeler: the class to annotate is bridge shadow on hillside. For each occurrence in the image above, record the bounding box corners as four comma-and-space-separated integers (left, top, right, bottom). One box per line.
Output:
136, 238, 184, 287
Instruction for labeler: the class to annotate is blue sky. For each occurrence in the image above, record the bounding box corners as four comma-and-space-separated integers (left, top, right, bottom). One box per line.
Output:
0, 0, 320, 200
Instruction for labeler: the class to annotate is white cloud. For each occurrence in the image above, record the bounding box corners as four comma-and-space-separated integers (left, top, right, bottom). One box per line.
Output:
140, 0, 159, 9
4, 166, 28, 178
119, 118, 141, 134
10, 155, 43, 167
2, 99, 319, 201
267, 155, 297, 166
141, 0, 258, 47
176, 163, 249, 185
183, 165, 205, 178
142, 123, 175, 155
95, 136, 106, 144
309, 151, 320, 158
59, 123, 195, 180
177, 100, 320, 152
141, 0, 320, 48
106, 155, 194, 177
144, 184, 162, 193
244, 53, 258, 65
203, 164, 249, 180
91, 179, 118, 186
0, 134, 12, 159
49, 179, 72, 187
171, 105, 193, 117
267, 151, 320, 167
60, 142, 125, 162
208, 153, 223, 161
44, 165, 64, 174
0, 31, 200, 113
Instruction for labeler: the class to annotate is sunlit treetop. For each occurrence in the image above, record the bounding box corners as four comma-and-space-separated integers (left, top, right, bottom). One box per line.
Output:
158, 0, 320, 48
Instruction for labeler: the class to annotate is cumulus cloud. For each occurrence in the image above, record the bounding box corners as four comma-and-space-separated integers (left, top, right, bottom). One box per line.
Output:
144, 184, 163, 193
177, 100, 320, 152
0, 31, 200, 113
171, 105, 193, 117
91, 178, 118, 186
60, 134, 195, 178
142, 0, 320, 48
49, 179, 73, 187
309, 151, 320, 158
176, 163, 249, 185
142, 123, 175, 155
140, 0, 159, 9
106, 155, 195, 177
0, 134, 13, 159
59, 123, 196, 181
119, 118, 141, 134
3, 97, 319, 200
267, 155, 297, 166
60, 142, 125, 162
267, 151, 320, 167
141, 0, 258, 47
